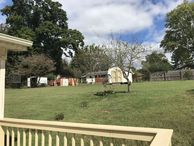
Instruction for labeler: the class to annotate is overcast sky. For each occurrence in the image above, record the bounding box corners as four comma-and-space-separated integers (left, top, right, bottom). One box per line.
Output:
0, 0, 192, 48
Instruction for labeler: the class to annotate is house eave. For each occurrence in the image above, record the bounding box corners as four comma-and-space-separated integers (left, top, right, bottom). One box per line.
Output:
0, 33, 33, 51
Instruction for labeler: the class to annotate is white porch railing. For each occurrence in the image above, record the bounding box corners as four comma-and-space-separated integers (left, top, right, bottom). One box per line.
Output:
0, 118, 173, 146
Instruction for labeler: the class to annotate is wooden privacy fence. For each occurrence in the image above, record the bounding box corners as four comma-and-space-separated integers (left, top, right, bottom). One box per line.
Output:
150, 69, 194, 81
0, 118, 173, 146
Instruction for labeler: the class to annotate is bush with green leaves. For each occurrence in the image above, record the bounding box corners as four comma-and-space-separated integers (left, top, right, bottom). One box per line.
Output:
55, 113, 64, 121
183, 70, 193, 80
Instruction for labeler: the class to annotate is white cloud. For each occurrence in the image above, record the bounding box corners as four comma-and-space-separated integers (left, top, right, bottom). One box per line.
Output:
70, 4, 153, 35
55, 0, 185, 44
0, 0, 5, 4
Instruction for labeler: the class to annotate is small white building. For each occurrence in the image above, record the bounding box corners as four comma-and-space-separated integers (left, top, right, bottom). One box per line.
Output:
86, 77, 96, 84
27, 77, 48, 87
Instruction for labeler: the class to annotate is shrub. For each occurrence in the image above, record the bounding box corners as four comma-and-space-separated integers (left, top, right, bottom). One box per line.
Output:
95, 90, 114, 96
46, 73, 56, 80
55, 113, 64, 121
80, 101, 88, 108
183, 70, 193, 80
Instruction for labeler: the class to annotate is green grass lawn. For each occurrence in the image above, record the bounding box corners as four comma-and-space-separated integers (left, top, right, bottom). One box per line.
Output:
5, 80, 194, 146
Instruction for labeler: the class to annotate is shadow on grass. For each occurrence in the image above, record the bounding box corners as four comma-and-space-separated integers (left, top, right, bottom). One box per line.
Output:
94, 90, 129, 97
186, 89, 194, 95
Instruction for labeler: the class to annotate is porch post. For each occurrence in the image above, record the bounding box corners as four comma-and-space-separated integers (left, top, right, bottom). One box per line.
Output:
0, 48, 7, 146
0, 48, 6, 119
0, 60, 5, 118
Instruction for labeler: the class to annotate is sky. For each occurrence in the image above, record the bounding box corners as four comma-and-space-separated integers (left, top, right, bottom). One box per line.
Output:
54, 0, 186, 47
0, 0, 192, 53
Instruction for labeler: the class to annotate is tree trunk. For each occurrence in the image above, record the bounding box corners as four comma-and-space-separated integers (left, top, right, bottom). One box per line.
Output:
127, 83, 130, 93
127, 79, 131, 93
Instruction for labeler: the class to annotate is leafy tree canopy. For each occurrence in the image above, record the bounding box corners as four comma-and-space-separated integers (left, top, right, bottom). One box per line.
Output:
1, 0, 84, 73
16, 54, 55, 78
161, 2, 194, 68
71, 44, 112, 78
142, 51, 172, 73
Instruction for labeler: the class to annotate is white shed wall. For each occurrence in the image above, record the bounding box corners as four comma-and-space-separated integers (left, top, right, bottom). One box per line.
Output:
27, 77, 48, 87
108, 67, 133, 83
86, 77, 95, 84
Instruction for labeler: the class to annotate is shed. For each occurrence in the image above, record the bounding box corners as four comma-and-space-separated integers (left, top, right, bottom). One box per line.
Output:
82, 71, 108, 84
27, 76, 48, 87
108, 67, 133, 84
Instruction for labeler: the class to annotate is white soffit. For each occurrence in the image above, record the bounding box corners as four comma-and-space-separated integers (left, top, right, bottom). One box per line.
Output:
0, 33, 33, 51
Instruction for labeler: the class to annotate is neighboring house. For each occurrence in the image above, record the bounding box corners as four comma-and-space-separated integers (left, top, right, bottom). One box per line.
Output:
27, 77, 48, 87
82, 67, 133, 84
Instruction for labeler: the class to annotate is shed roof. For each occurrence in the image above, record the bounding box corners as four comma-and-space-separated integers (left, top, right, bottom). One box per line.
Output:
82, 71, 108, 78
0, 33, 33, 51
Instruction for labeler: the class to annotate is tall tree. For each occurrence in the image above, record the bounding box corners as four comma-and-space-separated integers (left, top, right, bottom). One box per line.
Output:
161, 2, 194, 69
106, 40, 146, 92
71, 45, 112, 78
1, 0, 84, 73
142, 51, 172, 74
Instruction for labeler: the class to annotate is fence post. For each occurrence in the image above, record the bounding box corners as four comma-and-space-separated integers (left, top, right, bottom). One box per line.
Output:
164, 72, 166, 81
180, 71, 182, 80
